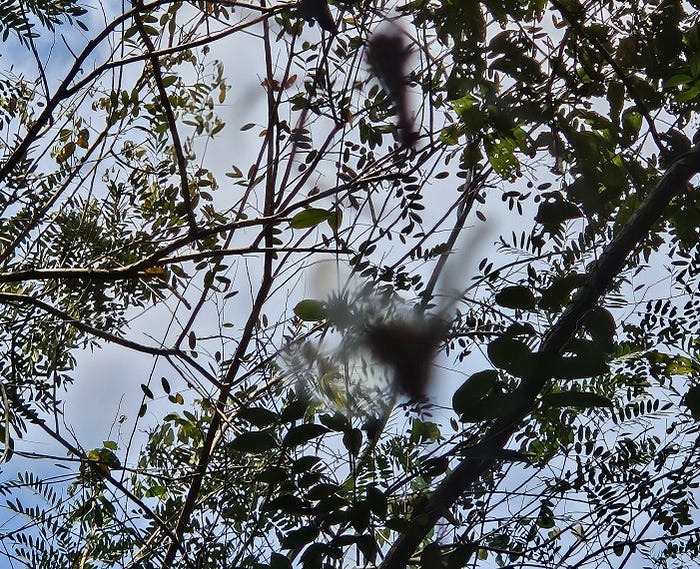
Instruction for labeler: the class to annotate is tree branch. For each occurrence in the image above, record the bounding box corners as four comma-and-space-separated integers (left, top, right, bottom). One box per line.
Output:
0, 292, 178, 357
379, 145, 700, 569
133, 0, 198, 234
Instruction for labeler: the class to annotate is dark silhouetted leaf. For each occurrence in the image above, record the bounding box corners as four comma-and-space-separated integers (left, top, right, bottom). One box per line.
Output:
459, 445, 530, 463
543, 391, 613, 409
539, 273, 586, 310
283, 423, 329, 447
265, 494, 310, 515
290, 208, 334, 229
281, 526, 319, 549
342, 428, 362, 456
364, 317, 446, 399
141, 384, 154, 399
258, 466, 287, 483
239, 407, 279, 428
535, 200, 583, 229
487, 337, 534, 377
548, 354, 609, 380
453, 370, 498, 414
319, 412, 349, 432
585, 307, 616, 352
292, 455, 321, 473
495, 285, 536, 309
230, 431, 277, 453
366, 486, 387, 516
386, 517, 418, 534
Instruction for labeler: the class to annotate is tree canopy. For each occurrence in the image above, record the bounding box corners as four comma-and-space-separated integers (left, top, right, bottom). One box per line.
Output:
1, 0, 700, 568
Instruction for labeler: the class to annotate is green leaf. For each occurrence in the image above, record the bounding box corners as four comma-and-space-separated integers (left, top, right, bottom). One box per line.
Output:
410, 418, 441, 443
439, 124, 461, 145
535, 200, 582, 229
230, 431, 277, 453
665, 74, 692, 88
460, 142, 482, 168
146, 484, 167, 497
543, 391, 613, 409
495, 285, 536, 309
290, 208, 334, 229
484, 136, 520, 179
621, 108, 642, 147
327, 209, 342, 230
293, 299, 327, 321
282, 424, 329, 447
141, 24, 159, 36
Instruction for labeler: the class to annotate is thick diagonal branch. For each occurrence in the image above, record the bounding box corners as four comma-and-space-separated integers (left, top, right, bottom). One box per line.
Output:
379, 145, 700, 569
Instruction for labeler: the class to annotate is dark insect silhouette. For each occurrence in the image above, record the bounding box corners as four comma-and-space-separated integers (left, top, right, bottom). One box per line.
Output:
364, 318, 445, 400
300, 0, 337, 35
367, 30, 418, 148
